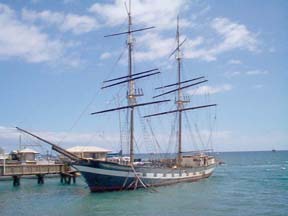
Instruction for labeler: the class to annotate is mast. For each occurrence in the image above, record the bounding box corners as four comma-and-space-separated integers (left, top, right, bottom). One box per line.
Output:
127, 1, 135, 163
176, 16, 183, 167
91, 1, 170, 164
144, 17, 217, 166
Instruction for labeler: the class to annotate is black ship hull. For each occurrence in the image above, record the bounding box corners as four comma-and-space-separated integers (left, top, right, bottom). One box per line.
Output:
73, 160, 215, 192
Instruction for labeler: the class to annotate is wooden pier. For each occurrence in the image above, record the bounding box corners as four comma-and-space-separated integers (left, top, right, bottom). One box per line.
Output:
0, 163, 78, 186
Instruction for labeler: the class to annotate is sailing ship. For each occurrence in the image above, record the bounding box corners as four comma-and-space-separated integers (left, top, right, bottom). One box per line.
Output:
17, 2, 217, 192
72, 3, 217, 191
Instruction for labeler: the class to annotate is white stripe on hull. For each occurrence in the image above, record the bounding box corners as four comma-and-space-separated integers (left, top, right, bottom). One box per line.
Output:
73, 165, 215, 180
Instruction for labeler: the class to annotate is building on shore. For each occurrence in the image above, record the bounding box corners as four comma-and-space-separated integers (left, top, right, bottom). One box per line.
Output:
66, 146, 111, 160
17, 148, 39, 162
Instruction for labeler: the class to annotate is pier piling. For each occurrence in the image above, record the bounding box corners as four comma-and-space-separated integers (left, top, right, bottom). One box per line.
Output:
12, 175, 21, 186
37, 174, 45, 184
60, 172, 77, 184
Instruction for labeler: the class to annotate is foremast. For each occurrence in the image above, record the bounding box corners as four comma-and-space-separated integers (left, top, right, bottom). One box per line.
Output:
90, 0, 169, 165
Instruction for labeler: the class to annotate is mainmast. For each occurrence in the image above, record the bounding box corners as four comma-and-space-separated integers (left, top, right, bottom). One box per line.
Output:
144, 16, 217, 167
127, 1, 135, 163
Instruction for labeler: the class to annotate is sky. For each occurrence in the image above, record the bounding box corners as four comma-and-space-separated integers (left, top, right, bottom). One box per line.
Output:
0, 0, 287, 154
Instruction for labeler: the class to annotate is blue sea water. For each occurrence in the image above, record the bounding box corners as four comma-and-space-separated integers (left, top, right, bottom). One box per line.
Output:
0, 151, 287, 216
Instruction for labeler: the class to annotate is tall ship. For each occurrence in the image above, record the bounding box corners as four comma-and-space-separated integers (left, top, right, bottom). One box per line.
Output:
17, 2, 217, 192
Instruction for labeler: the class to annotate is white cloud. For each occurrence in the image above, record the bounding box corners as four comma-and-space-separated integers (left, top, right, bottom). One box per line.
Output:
225, 69, 268, 78
134, 32, 175, 61
185, 47, 216, 62
130, 16, 259, 62
246, 70, 268, 75
1, 126, 287, 153
62, 14, 97, 34
211, 17, 258, 52
0, 126, 120, 152
185, 17, 258, 61
188, 84, 232, 95
22, 9, 98, 34
89, 0, 190, 30
100, 52, 112, 60
228, 59, 242, 64
22, 9, 64, 25
225, 71, 242, 77
86, 2, 259, 63
0, 3, 65, 63
1, 3, 260, 65
133, 34, 204, 62
186, 36, 204, 48
0, 126, 18, 140
182, 36, 218, 61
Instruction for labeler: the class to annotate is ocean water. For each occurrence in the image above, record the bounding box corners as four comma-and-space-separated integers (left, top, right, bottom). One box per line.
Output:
0, 151, 287, 216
